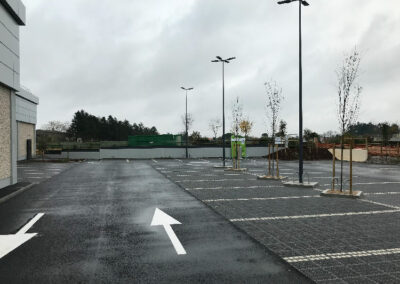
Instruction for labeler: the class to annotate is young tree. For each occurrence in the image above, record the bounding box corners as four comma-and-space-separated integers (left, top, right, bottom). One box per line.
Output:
231, 97, 243, 168
337, 47, 362, 191
265, 81, 284, 140
240, 118, 254, 140
209, 118, 221, 140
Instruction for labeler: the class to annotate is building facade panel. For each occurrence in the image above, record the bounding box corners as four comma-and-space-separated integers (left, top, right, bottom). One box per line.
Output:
0, 84, 11, 182
16, 94, 37, 124
17, 121, 34, 160
0, 2, 21, 91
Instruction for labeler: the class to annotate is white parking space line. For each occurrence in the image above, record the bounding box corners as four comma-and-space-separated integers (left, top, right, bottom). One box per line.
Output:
321, 181, 400, 187
360, 199, 400, 210
365, 192, 400, 196
176, 178, 249, 183
152, 159, 158, 163
25, 173, 44, 175
204, 195, 320, 202
187, 185, 285, 191
230, 209, 400, 222
284, 248, 400, 263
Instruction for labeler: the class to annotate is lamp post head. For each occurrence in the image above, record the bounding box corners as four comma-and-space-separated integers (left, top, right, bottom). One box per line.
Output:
278, 0, 309, 5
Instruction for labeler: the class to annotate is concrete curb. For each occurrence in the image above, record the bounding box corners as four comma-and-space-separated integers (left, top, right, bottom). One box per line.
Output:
320, 189, 363, 199
257, 175, 286, 180
282, 181, 319, 188
0, 183, 37, 205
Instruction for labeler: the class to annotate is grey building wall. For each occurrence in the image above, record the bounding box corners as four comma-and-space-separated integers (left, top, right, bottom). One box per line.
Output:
16, 88, 38, 124
0, 0, 25, 91
0, 0, 25, 189
15, 88, 38, 161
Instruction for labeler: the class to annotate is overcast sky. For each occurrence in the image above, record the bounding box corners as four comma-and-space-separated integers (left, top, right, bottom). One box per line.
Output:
20, 0, 400, 137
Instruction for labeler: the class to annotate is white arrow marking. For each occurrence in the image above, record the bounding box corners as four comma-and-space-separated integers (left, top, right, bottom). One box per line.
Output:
151, 208, 186, 255
0, 213, 44, 259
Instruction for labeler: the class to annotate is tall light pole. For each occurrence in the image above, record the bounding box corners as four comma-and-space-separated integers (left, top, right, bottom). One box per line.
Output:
212, 56, 236, 167
277, 0, 309, 184
181, 87, 194, 158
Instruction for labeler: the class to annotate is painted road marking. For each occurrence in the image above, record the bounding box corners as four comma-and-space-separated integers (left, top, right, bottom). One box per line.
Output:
230, 209, 400, 222
151, 208, 186, 255
176, 178, 249, 183
187, 185, 285, 190
360, 199, 400, 210
0, 213, 44, 259
322, 181, 400, 187
25, 177, 46, 179
152, 159, 158, 163
284, 248, 400, 263
204, 195, 321, 202
365, 192, 400, 196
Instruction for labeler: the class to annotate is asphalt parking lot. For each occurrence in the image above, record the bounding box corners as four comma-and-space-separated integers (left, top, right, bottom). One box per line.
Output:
153, 158, 400, 283
17, 161, 75, 183
0, 160, 310, 283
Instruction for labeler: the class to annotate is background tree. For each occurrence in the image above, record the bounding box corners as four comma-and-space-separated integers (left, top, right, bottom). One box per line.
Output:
190, 131, 201, 142
239, 118, 253, 140
209, 118, 221, 140
181, 113, 194, 139
276, 120, 287, 138
336, 47, 362, 191
265, 80, 284, 141
378, 122, 390, 144
304, 128, 319, 142
42, 121, 70, 133
67, 110, 158, 141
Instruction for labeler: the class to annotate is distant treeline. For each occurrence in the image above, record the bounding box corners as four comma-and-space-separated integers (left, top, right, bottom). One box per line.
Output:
67, 110, 158, 141
348, 122, 399, 140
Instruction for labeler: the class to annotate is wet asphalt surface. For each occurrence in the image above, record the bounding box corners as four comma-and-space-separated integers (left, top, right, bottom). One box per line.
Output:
0, 160, 310, 283
153, 158, 400, 283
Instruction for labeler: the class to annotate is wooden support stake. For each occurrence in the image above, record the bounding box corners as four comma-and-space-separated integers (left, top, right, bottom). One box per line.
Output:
332, 144, 336, 191
276, 144, 279, 178
268, 143, 271, 176
350, 139, 353, 194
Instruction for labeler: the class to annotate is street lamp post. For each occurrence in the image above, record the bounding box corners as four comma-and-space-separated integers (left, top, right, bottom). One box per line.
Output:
212, 56, 236, 167
277, 0, 309, 184
181, 87, 194, 158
